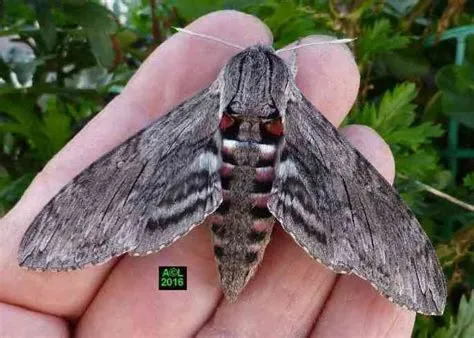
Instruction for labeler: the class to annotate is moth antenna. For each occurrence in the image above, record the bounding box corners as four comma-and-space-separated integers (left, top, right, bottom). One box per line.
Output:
276, 38, 356, 54
286, 41, 299, 78
173, 27, 245, 50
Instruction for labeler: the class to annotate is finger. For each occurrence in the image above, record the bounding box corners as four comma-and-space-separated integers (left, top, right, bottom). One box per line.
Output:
0, 10, 271, 318
311, 276, 415, 338
311, 126, 415, 337
197, 36, 361, 336
0, 303, 69, 337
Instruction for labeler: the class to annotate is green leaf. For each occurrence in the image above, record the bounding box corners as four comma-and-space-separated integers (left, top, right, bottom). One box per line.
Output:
355, 82, 418, 132
2, 132, 15, 155
33, 0, 57, 51
464, 172, 474, 191
63, 2, 118, 68
436, 64, 474, 95
442, 98, 474, 128
1, 0, 35, 25
376, 82, 417, 130
257, 1, 316, 47
396, 149, 440, 179
63, 2, 117, 34
385, 122, 443, 149
351, 83, 444, 181
0, 173, 34, 205
170, 0, 225, 21
436, 63, 474, 128
0, 94, 71, 160
358, 19, 410, 63
354, 83, 444, 150
384, 0, 419, 17
434, 291, 474, 338
115, 29, 138, 49
39, 96, 71, 156
376, 49, 431, 79
87, 31, 116, 69
170, 0, 250, 21
0, 95, 37, 137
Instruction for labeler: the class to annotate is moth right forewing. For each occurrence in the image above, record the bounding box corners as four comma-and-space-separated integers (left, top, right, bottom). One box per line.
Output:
19, 86, 223, 270
269, 87, 446, 315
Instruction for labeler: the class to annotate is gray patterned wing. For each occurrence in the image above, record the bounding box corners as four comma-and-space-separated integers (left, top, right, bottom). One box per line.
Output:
19, 87, 223, 270
268, 90, 446, 315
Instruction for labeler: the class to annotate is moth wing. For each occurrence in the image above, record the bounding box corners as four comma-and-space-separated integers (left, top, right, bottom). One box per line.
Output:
19, 86, 223, 270
268, 90, 446, 315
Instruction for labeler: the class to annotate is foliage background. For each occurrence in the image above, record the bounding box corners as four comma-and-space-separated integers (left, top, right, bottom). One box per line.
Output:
0, 0, 473, 336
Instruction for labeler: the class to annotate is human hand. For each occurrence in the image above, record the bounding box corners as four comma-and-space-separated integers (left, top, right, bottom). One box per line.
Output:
0, 11, 415, 337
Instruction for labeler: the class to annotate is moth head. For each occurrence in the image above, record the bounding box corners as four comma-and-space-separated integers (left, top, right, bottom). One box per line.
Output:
221, 45, 291, 119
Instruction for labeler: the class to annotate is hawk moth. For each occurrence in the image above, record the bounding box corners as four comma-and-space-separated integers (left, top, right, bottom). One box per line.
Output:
18, 44, 446, 315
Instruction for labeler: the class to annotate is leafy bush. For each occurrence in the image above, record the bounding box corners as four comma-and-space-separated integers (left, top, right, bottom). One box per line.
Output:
0, 1, 473, 336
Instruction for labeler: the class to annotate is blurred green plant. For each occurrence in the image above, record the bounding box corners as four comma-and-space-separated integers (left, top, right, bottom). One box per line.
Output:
434, 291, 474, 338
0, 0, 473, 336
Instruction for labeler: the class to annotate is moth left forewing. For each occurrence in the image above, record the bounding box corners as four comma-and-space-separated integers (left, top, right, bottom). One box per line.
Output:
19, 86, 223, 270
269, 87, 446, 315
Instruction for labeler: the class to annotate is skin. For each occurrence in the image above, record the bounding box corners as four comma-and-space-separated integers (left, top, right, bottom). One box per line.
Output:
0, 11, 415, 337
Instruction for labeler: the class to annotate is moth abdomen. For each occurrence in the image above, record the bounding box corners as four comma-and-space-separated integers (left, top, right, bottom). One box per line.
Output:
208, 111, 283, 300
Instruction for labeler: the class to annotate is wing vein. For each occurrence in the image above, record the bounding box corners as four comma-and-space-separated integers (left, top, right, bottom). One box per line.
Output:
124, 161, 148, 205
359, 194, 375, 251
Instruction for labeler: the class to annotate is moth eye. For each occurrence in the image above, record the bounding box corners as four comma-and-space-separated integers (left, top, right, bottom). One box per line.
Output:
219, 113, 235, 130
265, 119, 283, 136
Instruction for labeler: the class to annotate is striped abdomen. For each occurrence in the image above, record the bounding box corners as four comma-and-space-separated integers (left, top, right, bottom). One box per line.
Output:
209, 113, 283, 300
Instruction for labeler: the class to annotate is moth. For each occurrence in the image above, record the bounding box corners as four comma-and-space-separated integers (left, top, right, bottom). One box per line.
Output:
18, 41, 446, 315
